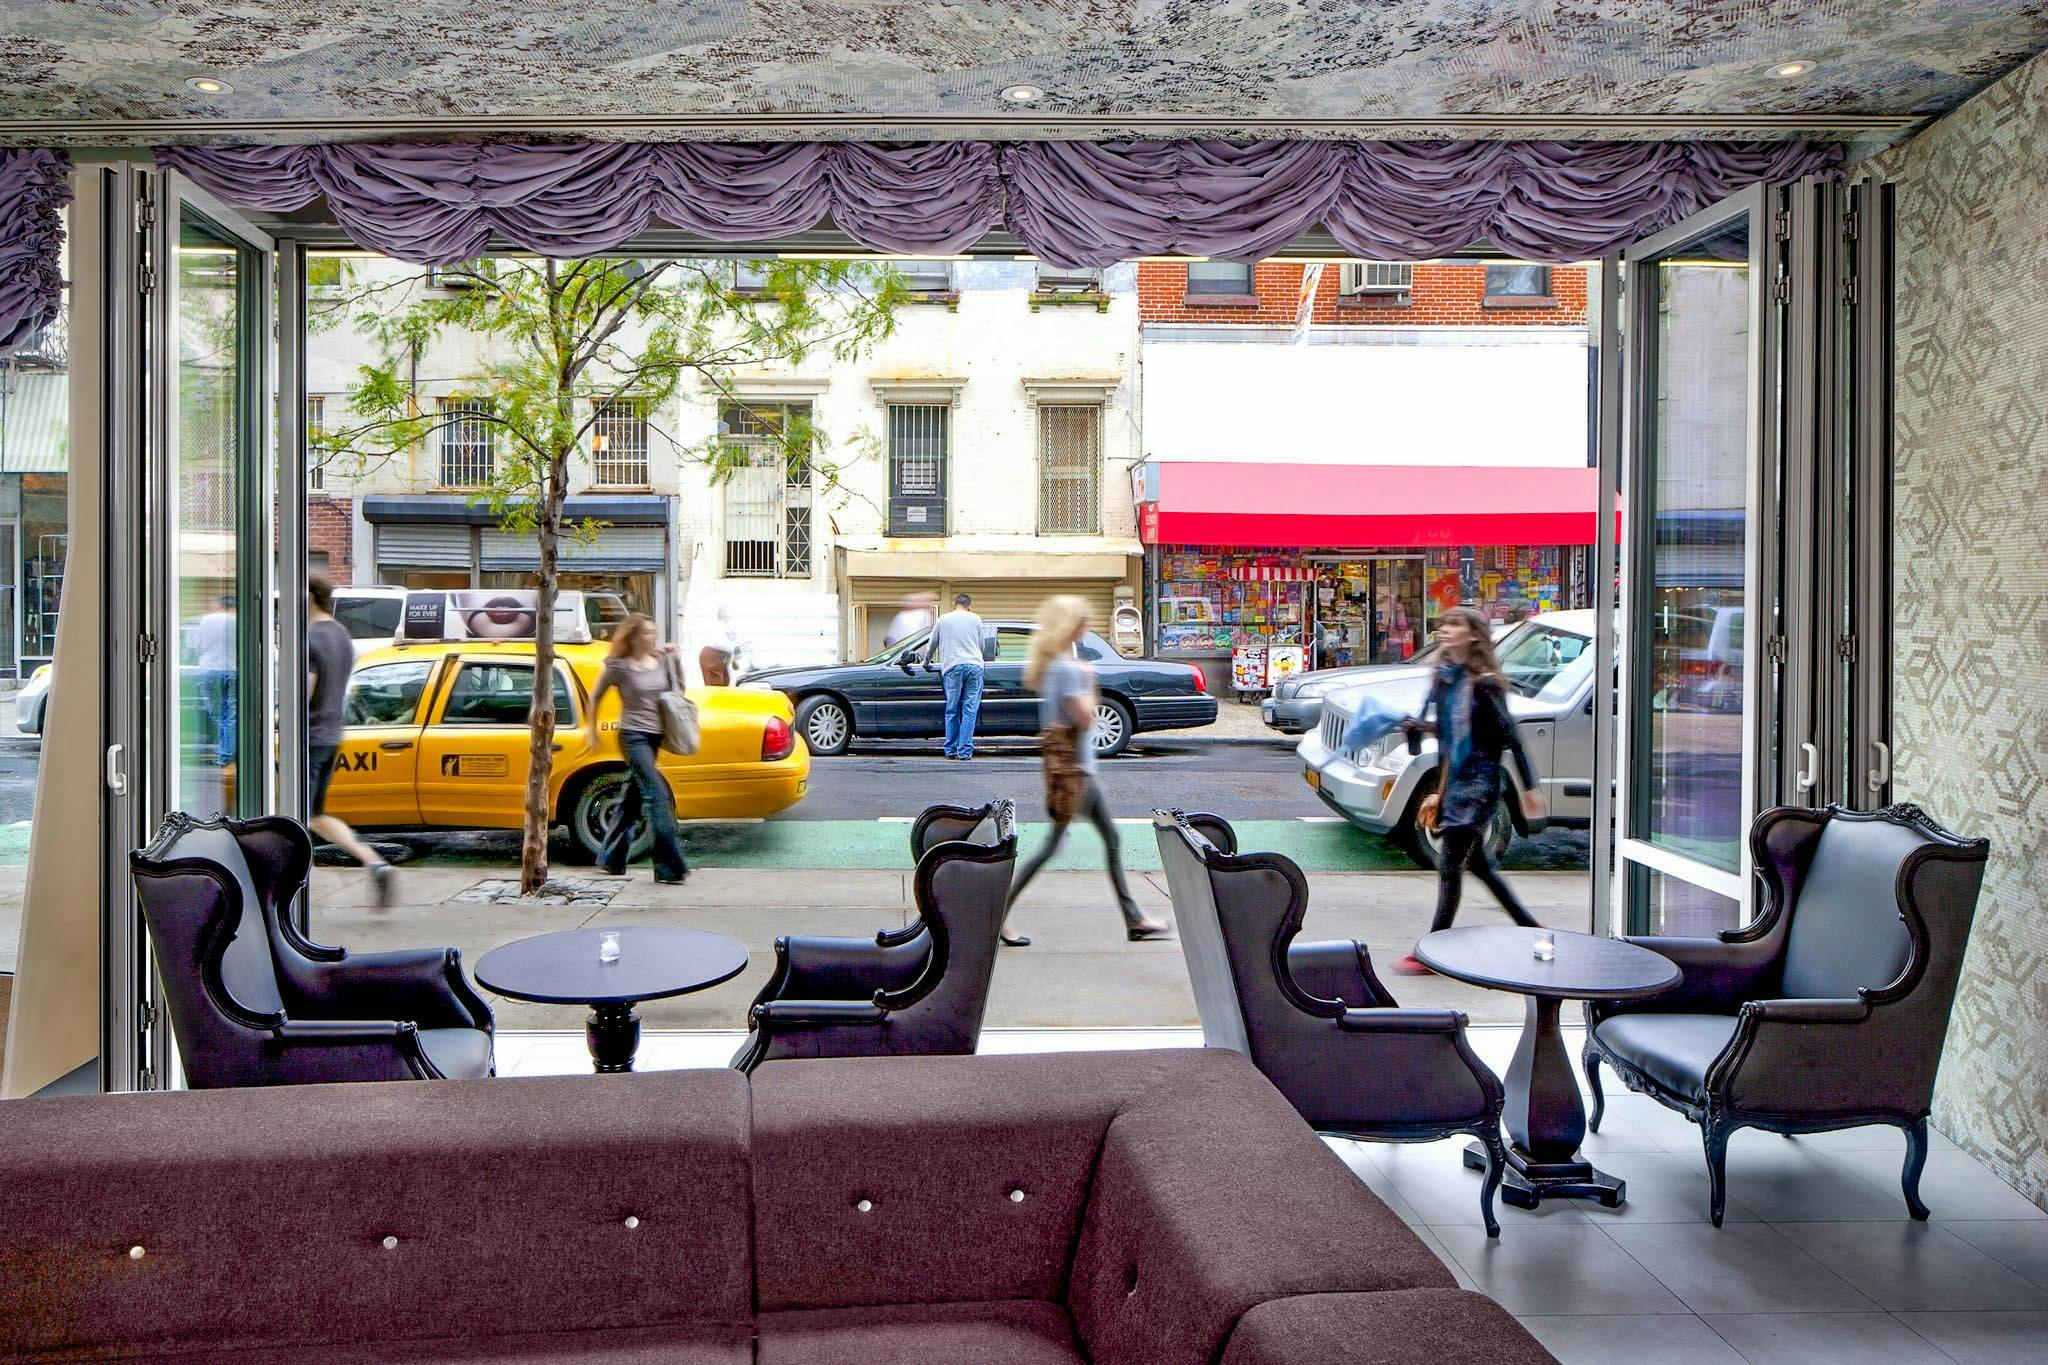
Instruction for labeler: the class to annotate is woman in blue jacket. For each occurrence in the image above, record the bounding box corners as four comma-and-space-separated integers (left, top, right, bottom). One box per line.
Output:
1395, 605, 1546, 974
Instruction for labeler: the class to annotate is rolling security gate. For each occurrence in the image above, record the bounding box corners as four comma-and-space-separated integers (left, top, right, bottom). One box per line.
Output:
376, 523, 471, 572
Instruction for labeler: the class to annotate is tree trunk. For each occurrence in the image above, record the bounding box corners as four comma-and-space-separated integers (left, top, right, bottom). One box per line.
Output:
520, 454, 568, 895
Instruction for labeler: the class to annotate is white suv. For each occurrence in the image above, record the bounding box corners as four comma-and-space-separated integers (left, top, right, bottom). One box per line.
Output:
1297, 610, 1601, 867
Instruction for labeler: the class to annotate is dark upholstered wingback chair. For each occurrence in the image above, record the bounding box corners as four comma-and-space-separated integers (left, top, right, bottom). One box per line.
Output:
1154, 810, 1509, 1236
733, 801, 1016, 1072
1584, 803, 1988, 1225
130, 812, 495, 1087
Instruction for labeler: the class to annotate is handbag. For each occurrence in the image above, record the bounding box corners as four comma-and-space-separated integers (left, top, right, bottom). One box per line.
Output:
657, 652, 700, 756
1039, 722, 1085, 823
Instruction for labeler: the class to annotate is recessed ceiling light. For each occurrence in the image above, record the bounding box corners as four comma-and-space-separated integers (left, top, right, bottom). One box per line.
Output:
1767, 60, 1818, 79
1000, 84, 1045, 103
185, 76, 234, 95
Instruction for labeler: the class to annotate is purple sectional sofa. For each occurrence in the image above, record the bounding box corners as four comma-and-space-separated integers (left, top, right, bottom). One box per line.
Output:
0, 1050, 1553, 1364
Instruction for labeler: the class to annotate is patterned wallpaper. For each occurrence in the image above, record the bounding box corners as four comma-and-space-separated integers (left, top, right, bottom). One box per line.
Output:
1868, 48, 2048, 1212
0, 1, 2045, 137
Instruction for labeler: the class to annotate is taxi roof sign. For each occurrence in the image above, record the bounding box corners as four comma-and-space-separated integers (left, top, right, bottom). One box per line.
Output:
397, 589, 595, 645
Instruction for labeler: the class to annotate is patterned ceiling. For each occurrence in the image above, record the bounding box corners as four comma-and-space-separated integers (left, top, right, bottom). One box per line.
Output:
2, 1, 2046, 143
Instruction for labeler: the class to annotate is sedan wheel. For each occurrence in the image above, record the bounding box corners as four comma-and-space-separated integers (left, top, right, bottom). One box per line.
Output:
570, 770, 652, 864
1090, 698, 1133, 759
795, 695, 853, 756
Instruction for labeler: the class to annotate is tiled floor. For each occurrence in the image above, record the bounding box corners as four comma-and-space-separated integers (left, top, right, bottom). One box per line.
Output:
504, 1023, 2048, 1365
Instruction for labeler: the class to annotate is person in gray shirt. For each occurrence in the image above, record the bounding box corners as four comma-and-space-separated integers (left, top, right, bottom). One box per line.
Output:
306, 574, 394, 908
931, 592, 985, 760
1000, 596, 1168, 946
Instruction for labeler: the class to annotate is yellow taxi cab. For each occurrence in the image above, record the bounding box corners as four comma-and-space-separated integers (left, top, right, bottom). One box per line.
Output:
323, 635, 809, 861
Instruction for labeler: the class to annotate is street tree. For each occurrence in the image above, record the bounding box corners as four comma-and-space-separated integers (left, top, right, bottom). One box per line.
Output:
314, 256, 907, 893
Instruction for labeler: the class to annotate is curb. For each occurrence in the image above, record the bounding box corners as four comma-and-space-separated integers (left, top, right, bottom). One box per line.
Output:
1141, 734, 1297, 748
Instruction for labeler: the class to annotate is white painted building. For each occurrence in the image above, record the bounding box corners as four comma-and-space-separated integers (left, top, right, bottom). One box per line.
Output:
305, 259, 1146, 670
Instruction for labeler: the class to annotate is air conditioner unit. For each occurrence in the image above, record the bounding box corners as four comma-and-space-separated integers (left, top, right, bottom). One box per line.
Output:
1036, 266, 1103, 292
1340, 262, 1413, 295
429, 266, 487, 291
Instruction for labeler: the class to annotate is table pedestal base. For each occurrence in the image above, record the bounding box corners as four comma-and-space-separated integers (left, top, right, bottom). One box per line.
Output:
1463, 1141, 1625, 1209
587, 1003, 642, 1073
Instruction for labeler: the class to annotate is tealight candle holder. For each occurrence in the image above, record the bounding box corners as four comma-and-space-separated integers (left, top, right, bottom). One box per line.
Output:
1532, 929, 1556, 961
598, 931, 622, 963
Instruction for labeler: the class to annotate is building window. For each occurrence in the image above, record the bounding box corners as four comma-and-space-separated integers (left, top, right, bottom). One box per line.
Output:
306, 395, 326, 490
1339, 261, 1413, 302
893, 259, 953, 293
731, 260, 771, 291
1484, 263, 1554, 305
1184, 261, 1255, 300
438, 399, 496, 488
590, 398, 649, 487
721, 401, 813, 578
1037, 405, 1101, 535
887, 403, 949, 536
1034, 264, 1103, 293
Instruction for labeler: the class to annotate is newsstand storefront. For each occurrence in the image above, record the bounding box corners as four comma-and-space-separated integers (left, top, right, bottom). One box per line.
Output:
1134, 461, 1606, 695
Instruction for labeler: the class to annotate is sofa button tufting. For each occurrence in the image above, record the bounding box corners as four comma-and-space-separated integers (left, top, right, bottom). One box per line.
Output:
127, 1245, 145, 1261
1124, 1266, 1139, 1296
854, 1198, 874, 1214
1008, 1188, 1026, 1203
381, 1235, 399, 1250
623, 1215, 641, 1230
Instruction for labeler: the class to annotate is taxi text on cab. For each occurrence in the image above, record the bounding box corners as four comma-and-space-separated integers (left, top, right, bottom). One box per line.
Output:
325, 636, 809, 860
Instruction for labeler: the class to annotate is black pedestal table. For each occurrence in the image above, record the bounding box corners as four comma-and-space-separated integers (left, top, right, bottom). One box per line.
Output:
474, 927, 749, 1073
1416, 924, 1679, 1210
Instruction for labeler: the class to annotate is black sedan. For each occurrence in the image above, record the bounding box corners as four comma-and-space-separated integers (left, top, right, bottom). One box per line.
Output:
744, 622, 1217, 758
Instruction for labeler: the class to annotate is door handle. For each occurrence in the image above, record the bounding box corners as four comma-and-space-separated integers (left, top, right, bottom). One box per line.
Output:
105, 743, 128, 797
1796, 742, 1819, 792
379, 740, 414, 751
551, 743, 564, 753
1867, 740, 1891, 792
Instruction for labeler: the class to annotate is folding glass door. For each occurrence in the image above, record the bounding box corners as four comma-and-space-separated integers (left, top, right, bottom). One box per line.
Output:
1605, 179, 1894, 938
102, 168, 278, 1090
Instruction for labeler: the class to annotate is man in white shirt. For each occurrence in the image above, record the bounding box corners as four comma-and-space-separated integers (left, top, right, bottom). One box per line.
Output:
930, 592, 985, 760
192, 595, 238, 768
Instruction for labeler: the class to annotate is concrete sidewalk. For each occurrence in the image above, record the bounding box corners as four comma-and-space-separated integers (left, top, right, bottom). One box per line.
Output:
311, 864, 1590, 1032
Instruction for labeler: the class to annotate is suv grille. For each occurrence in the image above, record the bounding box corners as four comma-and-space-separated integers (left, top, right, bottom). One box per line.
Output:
1319, 707, 1348, 757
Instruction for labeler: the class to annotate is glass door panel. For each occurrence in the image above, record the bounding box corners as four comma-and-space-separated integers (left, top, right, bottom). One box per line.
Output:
170, 211, 262, 817
1619, 189, 1768, 933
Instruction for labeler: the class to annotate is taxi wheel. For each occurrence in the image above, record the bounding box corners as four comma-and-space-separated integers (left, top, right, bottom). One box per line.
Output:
566, 769, 654, 865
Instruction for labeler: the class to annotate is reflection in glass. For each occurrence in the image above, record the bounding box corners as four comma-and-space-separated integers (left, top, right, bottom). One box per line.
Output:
1636, 216, 1751, 874
176, 218, 249, 815
1633, 867, 1742, 938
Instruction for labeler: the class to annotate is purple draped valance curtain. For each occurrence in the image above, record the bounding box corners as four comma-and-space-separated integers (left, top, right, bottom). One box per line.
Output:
154, 138, 1838, 269
0, 148, 72, 355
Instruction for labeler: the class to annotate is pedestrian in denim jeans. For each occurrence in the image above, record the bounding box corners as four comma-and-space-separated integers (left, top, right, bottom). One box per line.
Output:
588, 614, 690, 884
932, 592, 985, 759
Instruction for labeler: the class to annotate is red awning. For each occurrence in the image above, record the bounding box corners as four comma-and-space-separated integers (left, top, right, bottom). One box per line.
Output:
1136, 462, 1616, 548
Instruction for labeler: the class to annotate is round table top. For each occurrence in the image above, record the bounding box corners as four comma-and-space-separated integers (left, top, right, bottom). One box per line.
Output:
1415, 925, 1682, 1001
474, 927, 749, 1006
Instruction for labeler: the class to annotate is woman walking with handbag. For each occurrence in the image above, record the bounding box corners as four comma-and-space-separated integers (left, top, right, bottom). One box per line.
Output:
588, 613, 692, 885
1001, 596, 1168, 948
1394, 605, 1545, 974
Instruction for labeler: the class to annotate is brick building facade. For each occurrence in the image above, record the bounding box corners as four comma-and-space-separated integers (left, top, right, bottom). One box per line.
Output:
1134, 260, 1586, 327
307, 494, 354, 584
